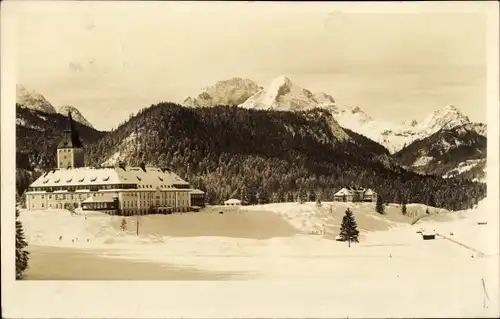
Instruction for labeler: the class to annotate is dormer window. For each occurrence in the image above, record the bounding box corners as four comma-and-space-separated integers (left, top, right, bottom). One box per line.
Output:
78, 177, 84, 182
54, 178, 60, 183
103, 176, 110, 181
90, 176, 97, 182
158, 177, 163, 182
136, 176, 142, 181
66, 178, 72, 183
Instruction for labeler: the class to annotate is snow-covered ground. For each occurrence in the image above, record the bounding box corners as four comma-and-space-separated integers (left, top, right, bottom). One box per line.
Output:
19, 200, 499, 316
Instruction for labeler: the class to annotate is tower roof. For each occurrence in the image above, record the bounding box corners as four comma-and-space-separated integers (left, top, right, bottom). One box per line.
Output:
57, 111, 83, 148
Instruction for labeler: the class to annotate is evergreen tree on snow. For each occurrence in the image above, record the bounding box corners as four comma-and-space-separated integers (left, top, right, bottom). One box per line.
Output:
316, 196, 322, 208
428, 194, 437, 207
120, 218, 127, 231
376, 194, 385, 214
401, 199, 407, 215
339, 208, 359, 247
16, 208, 29, 279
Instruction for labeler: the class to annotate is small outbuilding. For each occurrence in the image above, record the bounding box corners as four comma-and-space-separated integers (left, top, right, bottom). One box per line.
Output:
224, 198, 242, 206
421, 231, 436, 240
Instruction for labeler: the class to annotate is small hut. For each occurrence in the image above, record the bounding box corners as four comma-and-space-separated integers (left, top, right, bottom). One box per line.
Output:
363, 188, 377, 202
333, 188, 354, 202
421, 230, 436, 240
224, 198, 242, 206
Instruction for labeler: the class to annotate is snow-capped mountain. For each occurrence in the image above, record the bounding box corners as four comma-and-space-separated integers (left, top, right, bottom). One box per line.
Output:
185, 76, 486, 155
58, 105, 94, 128
16, 84, 57, 114
413, 105, 472, 137
333, 104, 485, 154
184, 77, 263, 108
239, 75, 327, 111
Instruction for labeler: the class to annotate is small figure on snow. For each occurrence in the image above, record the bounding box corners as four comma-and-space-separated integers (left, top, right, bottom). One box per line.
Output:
59, 235, 62, 241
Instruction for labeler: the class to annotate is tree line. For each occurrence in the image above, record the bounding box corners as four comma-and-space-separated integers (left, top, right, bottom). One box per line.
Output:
84, 103, 485, 211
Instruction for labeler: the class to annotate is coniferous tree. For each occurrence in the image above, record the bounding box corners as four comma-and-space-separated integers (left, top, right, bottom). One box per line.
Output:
316, 196, 322, 208
401, 199, 407, 215
339, 208, 359, 247
120, 218, 127, 231
376, 194, 385, 214
428, 194, 437, 207
16, 208, 29, 279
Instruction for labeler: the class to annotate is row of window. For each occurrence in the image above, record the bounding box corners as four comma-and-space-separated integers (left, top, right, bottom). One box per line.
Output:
29, 184, 137, 192
34, 192, 116, 201
122, 199, 188, 208
34, 202, 80, 209
30, 183, 188, 192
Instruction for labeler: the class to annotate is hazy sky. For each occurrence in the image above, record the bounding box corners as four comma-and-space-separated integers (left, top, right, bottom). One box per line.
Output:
8, 1, 492, 130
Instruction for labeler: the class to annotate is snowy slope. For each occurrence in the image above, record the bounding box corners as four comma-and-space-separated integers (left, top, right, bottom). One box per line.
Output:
101, 131, 141, 166
16, 84, 57, 114
58, 105, 94, 128
184, 77, 262, 107
19, 199, 499, 317
239, 75, 324, 111
336, 105, 481, 154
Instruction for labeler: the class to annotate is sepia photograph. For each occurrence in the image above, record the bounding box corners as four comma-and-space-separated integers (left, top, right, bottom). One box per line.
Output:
2, 1, 499, 318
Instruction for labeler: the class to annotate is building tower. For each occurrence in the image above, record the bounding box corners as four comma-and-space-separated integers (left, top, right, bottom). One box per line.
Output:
57, 111, 84, 169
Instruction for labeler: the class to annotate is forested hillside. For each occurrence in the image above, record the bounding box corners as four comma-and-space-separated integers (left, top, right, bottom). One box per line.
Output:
85, 103, 485, 210
394, 124, 487, 180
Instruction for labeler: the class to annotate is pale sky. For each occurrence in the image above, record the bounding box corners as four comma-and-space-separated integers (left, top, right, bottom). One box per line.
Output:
7, 1, 493, 130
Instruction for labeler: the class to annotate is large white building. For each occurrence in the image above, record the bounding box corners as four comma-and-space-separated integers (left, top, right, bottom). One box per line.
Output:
25, 111, 196, 215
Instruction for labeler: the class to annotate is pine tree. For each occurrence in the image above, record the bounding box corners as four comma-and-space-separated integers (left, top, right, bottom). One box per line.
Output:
120, 218, 127, 231
316, 196, 322, 208
401, 199, 407, 215
16, 208, 29, 279
428, 194, 437, 207
376, 194, 385, 214
339, 208, 359, 247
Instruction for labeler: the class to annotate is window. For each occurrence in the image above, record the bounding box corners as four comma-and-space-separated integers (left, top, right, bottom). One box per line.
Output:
42, 203, 44, 208
42, 195, 45, 199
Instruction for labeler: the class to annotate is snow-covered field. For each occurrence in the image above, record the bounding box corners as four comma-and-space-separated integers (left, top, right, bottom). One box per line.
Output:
19, 200, 499, 316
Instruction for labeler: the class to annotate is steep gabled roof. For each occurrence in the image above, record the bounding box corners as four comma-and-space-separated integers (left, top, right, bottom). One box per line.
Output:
364, 188, 377, 195
57, 111, 83, 149
334, 188, 354, 196
29, 166, 190, 189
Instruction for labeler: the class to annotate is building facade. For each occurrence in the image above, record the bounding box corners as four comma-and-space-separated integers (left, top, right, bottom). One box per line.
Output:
25, 111, 194, 215
190, 189, 206, 208
333, 187, 378, 202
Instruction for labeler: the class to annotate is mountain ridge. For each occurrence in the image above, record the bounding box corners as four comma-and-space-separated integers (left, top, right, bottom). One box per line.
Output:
183, 76, 486, 154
